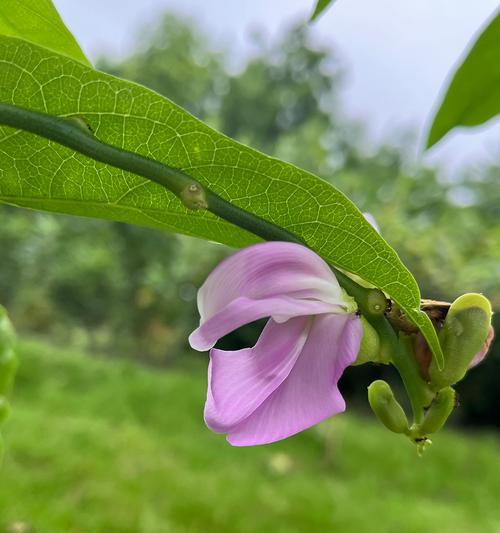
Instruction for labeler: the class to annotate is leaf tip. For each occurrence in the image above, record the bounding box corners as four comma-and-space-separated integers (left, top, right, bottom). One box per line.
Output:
309, 0, 335, 22
425, 123, 444, 151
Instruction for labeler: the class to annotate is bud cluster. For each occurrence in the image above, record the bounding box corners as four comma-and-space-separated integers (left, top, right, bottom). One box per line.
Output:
361, 293, 493, 453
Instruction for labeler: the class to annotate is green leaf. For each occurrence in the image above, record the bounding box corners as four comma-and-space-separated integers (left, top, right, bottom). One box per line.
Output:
310, 0, 336, 21
427, 10, 500, 148
0, 0, 90, 66
0, 35, 443, 366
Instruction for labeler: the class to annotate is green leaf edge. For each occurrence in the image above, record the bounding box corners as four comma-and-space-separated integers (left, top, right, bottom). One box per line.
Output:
310, 0, 336, 22
0, 0, 90, 66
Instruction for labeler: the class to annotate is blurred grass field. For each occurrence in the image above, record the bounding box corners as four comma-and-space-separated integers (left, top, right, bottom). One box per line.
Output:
1, 340, 500, 533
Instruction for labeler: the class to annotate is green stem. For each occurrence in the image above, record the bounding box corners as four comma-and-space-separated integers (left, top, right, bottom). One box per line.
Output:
0, 102, 386, 320
395, 334, 434, 426
368, 316, 435, 430
0, 103, 297, 242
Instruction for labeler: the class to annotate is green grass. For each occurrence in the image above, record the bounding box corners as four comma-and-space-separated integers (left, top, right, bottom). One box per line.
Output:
1, 339, 500, 533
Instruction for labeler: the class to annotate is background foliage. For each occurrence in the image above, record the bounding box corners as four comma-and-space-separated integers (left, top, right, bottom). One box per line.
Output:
1, 13, 499, 424
2, 339, 500, 532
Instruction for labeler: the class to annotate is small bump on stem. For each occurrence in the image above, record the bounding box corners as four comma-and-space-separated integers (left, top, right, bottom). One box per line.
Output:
65, 115, 94, 136
179, 182, 208, 210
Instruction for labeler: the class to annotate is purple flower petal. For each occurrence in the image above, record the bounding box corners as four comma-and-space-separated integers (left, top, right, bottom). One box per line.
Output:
226, 313, 362, 446
189, 295, 339, 351
197, 242, 346, 322
204, 316, 310, 433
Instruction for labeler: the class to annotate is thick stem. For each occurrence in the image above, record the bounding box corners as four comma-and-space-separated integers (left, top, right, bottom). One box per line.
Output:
396, 334, 435, 426
367, 316, 435, 429
0, 103, 298, 241
0, 102, 386, 320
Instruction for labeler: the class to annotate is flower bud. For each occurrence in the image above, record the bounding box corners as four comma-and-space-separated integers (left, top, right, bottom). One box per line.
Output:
419, 387, 456, 435
353, 317, 381, 365
429, 293, 492, 390
468, 325, 495, 368
368, 380, 409, 434
366, 289, 387, 316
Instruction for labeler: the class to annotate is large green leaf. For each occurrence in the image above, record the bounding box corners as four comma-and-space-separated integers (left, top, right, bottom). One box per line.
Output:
427, 10, 500, 148
310, 0, 336, 21
0, 35, 442, 364
0, 0, 90, 66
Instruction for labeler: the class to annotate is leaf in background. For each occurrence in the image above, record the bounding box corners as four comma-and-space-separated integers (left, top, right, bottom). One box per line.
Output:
0, 0, 90, 66
0, 36, 443, 365
427, 10, 500, 148
310, 0, 336, 21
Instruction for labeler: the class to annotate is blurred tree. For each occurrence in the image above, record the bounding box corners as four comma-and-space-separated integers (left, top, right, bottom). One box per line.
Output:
218, 24, 340, 158
98, 14, 226, 123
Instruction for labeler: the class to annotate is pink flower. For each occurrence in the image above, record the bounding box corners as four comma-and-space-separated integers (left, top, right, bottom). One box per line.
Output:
189, 242, 362, 446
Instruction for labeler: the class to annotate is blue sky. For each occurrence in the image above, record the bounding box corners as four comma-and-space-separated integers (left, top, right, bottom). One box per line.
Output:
54, 0, 500, 177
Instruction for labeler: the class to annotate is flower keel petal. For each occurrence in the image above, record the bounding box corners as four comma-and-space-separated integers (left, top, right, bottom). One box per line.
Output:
204, 317, 310, 433
226, 313, 362, 446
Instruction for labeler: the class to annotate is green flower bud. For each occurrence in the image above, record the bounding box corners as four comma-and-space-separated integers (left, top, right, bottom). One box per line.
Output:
429, 293, 492, 390
0, 305, 17, 395
419, 387, 456, 435
368, 380, 409, 434
366, 289, 387, 316
353, 317, 381, 365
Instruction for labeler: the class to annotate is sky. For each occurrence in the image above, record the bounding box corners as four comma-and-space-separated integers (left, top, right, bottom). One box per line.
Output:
54, 0, 500, 177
